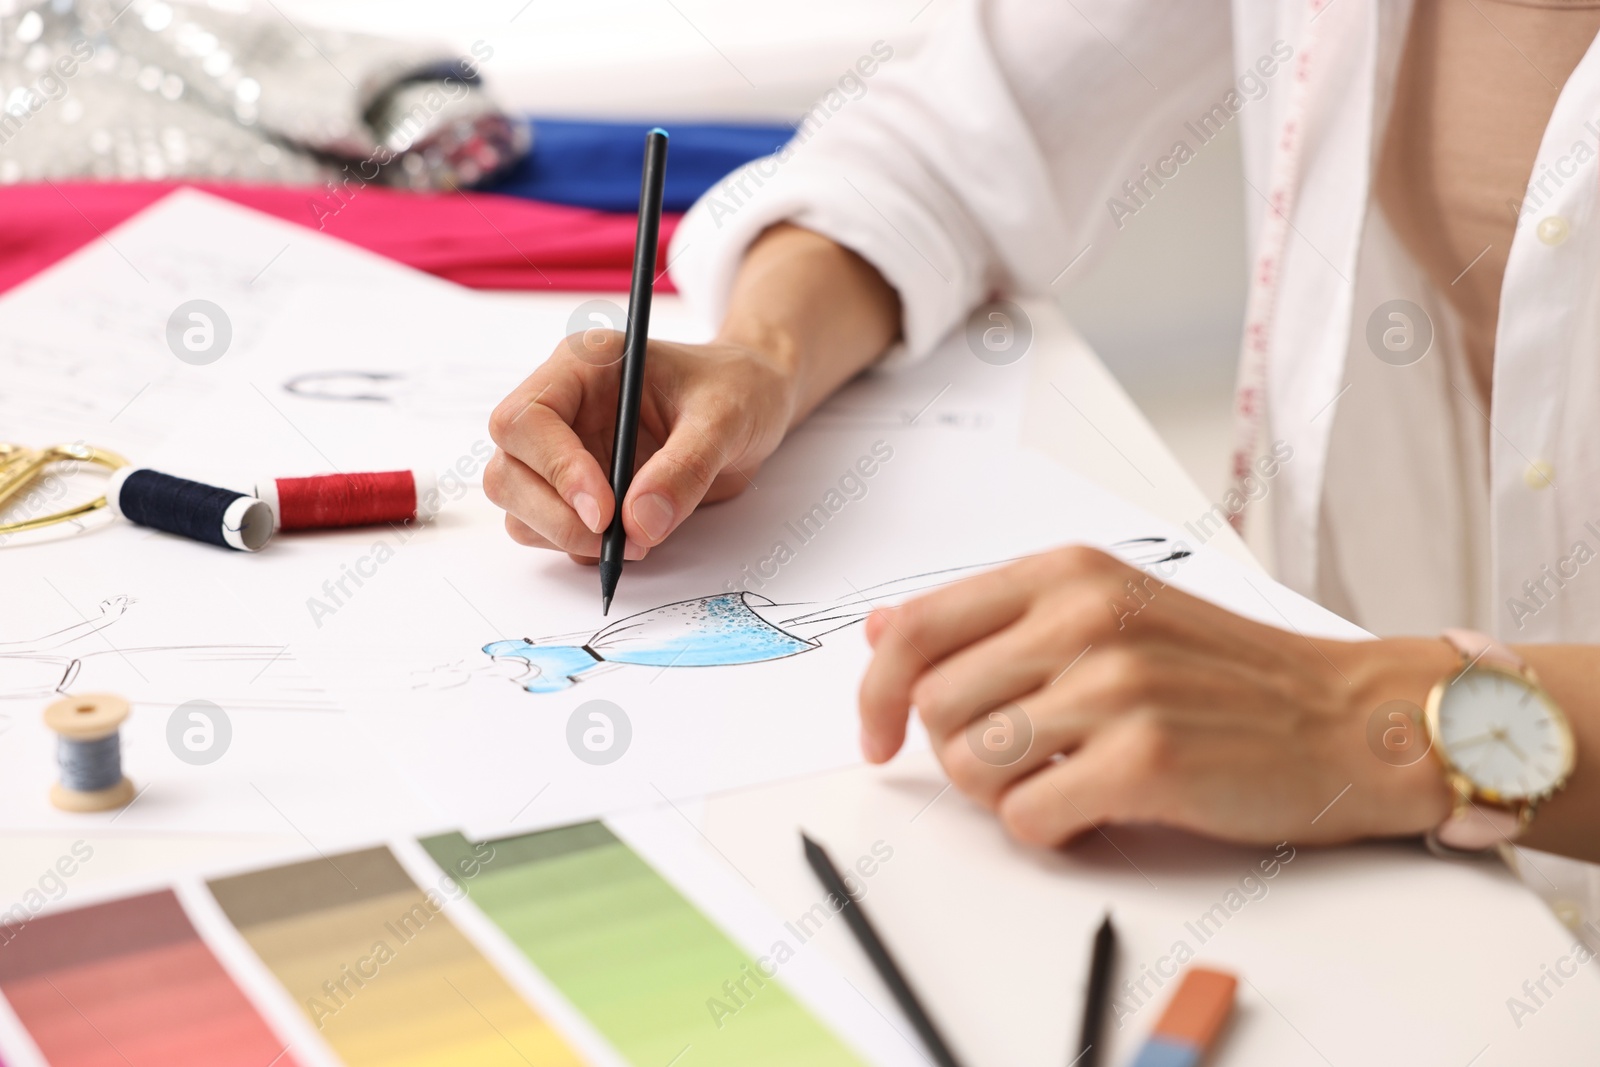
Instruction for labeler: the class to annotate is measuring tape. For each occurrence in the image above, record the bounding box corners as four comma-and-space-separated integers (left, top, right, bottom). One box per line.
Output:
1228, 0, 1332, 531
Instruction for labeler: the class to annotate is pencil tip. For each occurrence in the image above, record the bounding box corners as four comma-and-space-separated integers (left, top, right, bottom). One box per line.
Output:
598, 560, 621, 614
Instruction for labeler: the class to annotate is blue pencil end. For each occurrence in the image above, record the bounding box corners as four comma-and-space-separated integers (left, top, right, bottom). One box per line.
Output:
648, 126, 669, 138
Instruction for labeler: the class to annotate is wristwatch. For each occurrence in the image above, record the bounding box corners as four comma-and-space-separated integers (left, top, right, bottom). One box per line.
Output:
1423, 629, 1576, 855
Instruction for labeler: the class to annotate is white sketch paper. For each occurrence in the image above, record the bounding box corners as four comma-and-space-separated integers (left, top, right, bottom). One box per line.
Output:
0, 192, 1361, 840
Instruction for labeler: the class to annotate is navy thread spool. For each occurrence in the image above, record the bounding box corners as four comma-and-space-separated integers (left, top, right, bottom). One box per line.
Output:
44, 693, 136, 812
106, 467, 274, 551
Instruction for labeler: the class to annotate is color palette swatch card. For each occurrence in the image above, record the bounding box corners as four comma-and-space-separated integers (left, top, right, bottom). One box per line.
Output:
420, 823, 866, 1067
0, 818, 916, 1067
207, 846, 585, 1067
0, 890, 297, 1067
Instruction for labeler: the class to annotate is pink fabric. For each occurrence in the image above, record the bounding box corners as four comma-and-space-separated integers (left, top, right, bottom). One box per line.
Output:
0, 182, 681, 294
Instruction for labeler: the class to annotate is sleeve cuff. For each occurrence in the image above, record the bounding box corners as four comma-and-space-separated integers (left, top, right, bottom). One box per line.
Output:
667, 156, 985, 367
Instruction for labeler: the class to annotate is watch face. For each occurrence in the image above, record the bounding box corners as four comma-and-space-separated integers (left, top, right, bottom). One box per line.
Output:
1433, 668, 1573, 801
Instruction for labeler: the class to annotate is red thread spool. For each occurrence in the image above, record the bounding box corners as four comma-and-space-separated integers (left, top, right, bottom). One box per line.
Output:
256, 471, 439, 530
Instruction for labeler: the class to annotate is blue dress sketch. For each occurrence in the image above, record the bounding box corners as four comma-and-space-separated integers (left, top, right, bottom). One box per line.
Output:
479, 538, 1190, 694
485, 592, 841, 693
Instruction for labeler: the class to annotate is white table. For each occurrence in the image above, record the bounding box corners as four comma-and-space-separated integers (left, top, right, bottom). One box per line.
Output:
2, 296, 1594, 1066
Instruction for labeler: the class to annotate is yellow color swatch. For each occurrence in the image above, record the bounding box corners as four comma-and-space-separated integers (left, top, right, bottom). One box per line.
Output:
208, 847, 582, 1067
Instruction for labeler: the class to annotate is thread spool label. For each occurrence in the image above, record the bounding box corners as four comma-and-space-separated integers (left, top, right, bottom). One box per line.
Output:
166, 700, 232, 765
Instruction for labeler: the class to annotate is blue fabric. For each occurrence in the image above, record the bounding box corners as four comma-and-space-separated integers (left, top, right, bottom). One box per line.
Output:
484, 118, 796, 213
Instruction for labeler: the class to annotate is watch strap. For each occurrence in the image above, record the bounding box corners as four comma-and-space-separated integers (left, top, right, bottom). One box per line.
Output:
1430, 799, 1523, 853
1440, 628, 1526, 675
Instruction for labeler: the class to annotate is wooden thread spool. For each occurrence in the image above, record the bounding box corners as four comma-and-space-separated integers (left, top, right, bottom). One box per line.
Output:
44, 693, 136, 812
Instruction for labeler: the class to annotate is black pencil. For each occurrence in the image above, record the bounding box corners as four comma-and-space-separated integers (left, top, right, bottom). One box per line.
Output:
800, 833, 965, 1067
1074, 911, 1116, 1067
599, 127, 669, 615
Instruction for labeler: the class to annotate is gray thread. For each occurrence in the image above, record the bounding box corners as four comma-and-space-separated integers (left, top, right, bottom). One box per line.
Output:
57, 733, 123, 792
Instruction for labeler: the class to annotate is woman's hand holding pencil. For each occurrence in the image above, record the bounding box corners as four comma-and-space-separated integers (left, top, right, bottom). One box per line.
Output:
486, 222, 904, 566
485, 332, 794, 564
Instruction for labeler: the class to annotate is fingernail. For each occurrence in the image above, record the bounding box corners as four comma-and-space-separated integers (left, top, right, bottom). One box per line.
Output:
624, 538, 647, 561
572, 492, 601, 533
631, 493, 674, 542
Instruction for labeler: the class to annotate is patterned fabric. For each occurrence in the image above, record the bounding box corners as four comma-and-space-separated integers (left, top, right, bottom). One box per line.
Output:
0, 0, 526, 188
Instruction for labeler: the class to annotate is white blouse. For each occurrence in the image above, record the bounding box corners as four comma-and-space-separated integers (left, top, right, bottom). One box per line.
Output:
668, 0, 1600, 933
672, 0, 1600, 642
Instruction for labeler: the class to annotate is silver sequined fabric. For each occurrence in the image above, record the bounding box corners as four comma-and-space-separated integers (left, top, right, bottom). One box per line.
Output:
0, 0, 529, 188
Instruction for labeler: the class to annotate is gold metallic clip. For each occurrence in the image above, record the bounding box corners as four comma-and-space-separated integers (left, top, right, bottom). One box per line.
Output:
0, 442, 129, 537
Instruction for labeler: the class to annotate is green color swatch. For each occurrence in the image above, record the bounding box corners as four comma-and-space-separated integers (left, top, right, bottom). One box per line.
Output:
420, 824, 866, 1067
